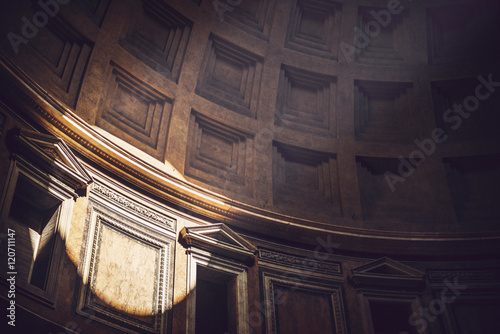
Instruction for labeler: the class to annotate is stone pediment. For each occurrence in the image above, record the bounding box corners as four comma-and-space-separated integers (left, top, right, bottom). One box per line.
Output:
349, 257, 425, 290
7, 128, 92, 196
180, 223, 257, 263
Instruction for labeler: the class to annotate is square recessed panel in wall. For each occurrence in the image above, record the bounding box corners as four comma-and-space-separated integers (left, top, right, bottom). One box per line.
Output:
431, 76, 500, 142
356, 156, 428, 223
222, 0, 276, 40
262, 272, 348, 334
276, 65, 337, 137
285, 0, 343, 60
185, 110, 255, 196
196, 34, 263, 118
426, 2, 500, 65
354, 80, 414, 142
356, 6, 409, 65
0, 9, 93, 108
96, 61, 173, 161
272, 142, 341, 219
119, 0, 193, 82
443, 154, 500, 222
71, 0, 111, 26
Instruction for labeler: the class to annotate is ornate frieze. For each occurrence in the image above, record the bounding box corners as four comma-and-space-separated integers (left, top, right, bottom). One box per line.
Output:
258, 249, 341, 274
428, 269, 500, 282
91, 183, 174, 229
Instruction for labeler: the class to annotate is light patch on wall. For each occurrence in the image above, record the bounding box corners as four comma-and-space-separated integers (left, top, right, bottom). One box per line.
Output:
91, 223, 159, 322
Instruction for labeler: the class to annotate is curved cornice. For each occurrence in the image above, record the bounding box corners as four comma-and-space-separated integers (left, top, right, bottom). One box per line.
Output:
1, 53, 499, 256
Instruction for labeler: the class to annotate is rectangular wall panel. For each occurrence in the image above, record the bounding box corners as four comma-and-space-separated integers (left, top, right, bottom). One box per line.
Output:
77, 178, 176, 334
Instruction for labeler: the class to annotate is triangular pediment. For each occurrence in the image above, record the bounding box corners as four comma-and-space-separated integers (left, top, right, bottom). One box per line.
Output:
7, 128, 92, 196
180, 224, 257, 264
353, 257, 424, 277
350, 257, 425, 290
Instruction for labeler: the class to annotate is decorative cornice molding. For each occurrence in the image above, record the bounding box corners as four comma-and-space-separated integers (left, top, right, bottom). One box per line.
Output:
2, 51, 500, 256
180, 224, 257, 264
91, 182, 174, 229
258, 249, 341, 274
349, 257, 426, 291
428, 269, 500, 282
5, 127, 93, 197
